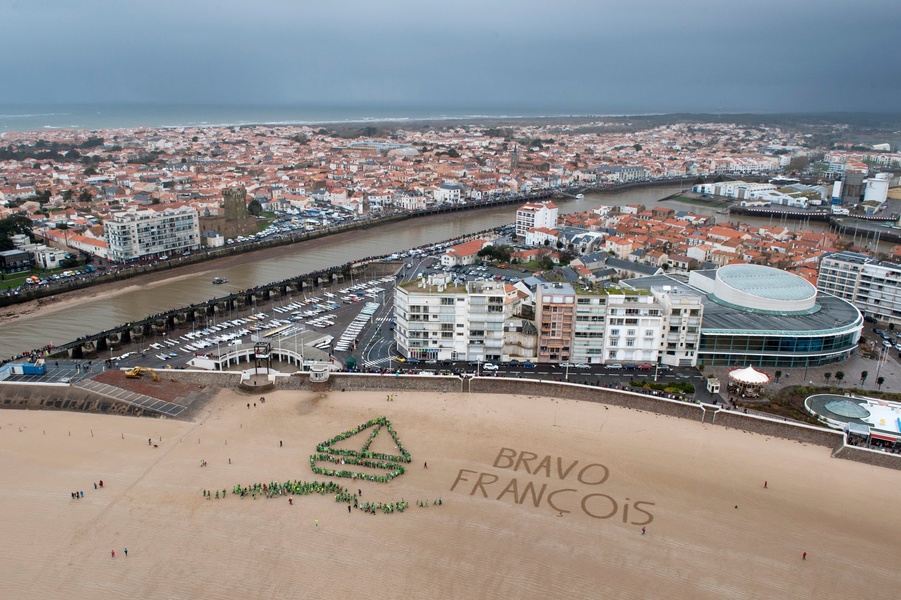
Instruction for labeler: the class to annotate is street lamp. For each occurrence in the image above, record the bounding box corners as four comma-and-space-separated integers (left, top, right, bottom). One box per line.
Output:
875, 345, 889, 382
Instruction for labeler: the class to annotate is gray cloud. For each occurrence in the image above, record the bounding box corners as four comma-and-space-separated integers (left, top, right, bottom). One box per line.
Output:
2, 0, 899, 113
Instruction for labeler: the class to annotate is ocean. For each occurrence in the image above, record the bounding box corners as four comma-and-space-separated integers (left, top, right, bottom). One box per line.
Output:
0, 103, 598, 134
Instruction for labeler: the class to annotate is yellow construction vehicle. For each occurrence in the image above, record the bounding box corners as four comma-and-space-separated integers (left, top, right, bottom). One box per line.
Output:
125, 366, 160, 382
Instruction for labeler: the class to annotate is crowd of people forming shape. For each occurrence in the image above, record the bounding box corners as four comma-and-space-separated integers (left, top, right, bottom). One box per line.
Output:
201, 479, 443, 517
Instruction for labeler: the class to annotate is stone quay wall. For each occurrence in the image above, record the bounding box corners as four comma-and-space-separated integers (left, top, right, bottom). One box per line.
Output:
326, 373, 462, 394
470, 378, 707, 421
153, 370, 244, 388
0, 383, 157, 417
832, 444, 901, 471
712, 410, 843, 448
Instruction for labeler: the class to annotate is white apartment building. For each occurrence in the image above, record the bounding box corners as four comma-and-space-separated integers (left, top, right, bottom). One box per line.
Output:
538, 282, 702, 366
601, 287, 665, 364
396, 274, 703, 366
653, 285, 704, 367
104, 204, 200, 262
393, 275, 513, 362
515, 201, 558, 237
817, 251, 901, 326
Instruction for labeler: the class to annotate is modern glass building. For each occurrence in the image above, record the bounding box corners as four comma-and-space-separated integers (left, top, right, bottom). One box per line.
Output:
627, 265, 862, 367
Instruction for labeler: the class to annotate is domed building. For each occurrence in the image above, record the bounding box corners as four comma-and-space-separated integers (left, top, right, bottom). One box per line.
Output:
627, 264, 862, 367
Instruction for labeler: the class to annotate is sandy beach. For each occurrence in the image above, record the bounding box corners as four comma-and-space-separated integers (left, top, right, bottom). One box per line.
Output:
1, 389, 899, 599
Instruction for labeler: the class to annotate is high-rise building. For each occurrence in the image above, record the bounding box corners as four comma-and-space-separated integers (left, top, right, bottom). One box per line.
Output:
104, 204, 200, 262
393, 276, 512, 362
818, 251, 901, 326
535, 282, 576, 363
515, 201, 558, 237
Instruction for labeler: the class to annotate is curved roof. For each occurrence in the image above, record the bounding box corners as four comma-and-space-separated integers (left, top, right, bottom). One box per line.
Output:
717, 264, 816, 303
709, 264, 818, 313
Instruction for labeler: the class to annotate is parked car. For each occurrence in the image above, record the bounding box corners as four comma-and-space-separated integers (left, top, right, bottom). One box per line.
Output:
482, 363, 499, 371
522, 361, 536, 368
605, 363, 623, 370
638, 363, 654, 370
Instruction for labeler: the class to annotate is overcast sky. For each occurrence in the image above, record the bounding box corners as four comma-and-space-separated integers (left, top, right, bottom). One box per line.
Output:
2, 0, 899, 114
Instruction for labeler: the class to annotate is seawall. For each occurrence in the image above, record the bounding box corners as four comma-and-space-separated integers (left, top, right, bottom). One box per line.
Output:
0, 383, 160, 417
5, 373, 898, 470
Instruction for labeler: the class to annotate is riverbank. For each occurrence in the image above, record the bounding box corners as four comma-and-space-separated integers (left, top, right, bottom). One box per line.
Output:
1, 388, 898, 599
0, 182, 683, 335
0, 220, 409, 328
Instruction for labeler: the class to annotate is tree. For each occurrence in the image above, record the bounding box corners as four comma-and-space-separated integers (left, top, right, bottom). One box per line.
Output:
0, 214, 34, 250
83, 165, 98, 176
556, 240, 564, 250
877, 376, 885, 390
543, 239, 550, 247
714, 175, 725, 183
633, 144, 642, 151
247, 199, 263, 216
835, 371, 845, 384
824, 372, 832, 384
860, 370, 869, 385
890, 323, 895, 332
775, 370, 782, 383
62, 189, 74, 202
78, 189, 93, 203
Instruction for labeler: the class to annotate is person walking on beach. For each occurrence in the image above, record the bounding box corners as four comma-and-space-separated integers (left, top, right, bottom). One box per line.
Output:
124, 548, 128, 557
424, 462, 427, 469
642, 527, 646, 535
764, 481, 768, 489
314, 519, 319, 529
111, 550, 115, 558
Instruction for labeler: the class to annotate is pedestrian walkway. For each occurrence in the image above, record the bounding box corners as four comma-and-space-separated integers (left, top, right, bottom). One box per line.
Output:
75, 379, 186, 417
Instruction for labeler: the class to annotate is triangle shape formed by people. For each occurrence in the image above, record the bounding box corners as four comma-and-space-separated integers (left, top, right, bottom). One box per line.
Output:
310, 416, 412, 483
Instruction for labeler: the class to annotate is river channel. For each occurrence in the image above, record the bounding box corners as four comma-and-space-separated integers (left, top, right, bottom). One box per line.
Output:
0, 184, 835, 358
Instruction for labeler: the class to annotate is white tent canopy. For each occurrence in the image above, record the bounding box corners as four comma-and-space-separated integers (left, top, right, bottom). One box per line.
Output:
728, 366, 770, 384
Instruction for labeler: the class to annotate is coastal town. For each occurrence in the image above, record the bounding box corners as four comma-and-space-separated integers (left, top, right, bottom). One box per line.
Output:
0, 117, 900, 301
3, 1, 901, 597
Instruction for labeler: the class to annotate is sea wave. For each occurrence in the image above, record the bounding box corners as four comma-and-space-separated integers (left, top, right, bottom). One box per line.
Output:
155, 113, 609, 130
0, 113, 72, 119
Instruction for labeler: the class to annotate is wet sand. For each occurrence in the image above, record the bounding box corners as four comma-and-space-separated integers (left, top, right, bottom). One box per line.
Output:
1, 389, 899, 599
